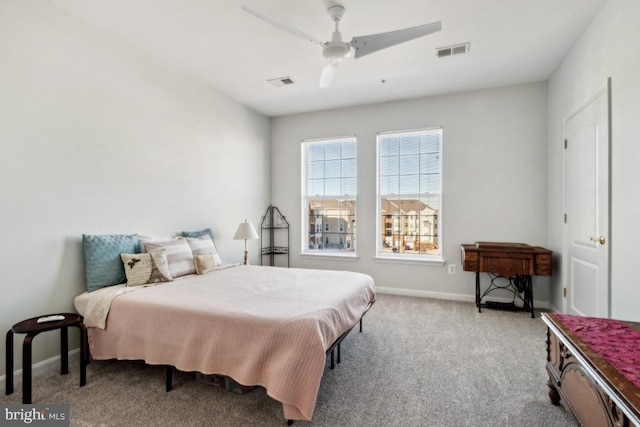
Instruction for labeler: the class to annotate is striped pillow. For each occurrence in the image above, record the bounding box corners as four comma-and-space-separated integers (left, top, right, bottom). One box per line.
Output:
186, 235, 223, 265
143, 238, 195, 277
137, 235, 179, 253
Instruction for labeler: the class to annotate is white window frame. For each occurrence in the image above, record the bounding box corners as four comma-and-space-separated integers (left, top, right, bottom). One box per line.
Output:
375, 127, 443, 263
301, 136, 357, 257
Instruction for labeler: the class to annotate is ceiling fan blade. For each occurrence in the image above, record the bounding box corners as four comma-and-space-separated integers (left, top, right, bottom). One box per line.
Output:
351, 21, 442, 59
320, 61, 340, 88
242, 4, 324, 47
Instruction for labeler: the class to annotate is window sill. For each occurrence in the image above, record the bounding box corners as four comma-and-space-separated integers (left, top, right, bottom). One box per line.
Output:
373, 255, 445, 266
299, 252, 359, 261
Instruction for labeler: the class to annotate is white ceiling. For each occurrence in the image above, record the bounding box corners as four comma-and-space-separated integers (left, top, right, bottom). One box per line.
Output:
49, 0, 607, 117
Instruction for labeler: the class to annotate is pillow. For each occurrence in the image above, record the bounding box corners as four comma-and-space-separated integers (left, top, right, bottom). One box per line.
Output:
121, 249, 173, 286
195, 253, 217, 275
186, 235, 223, 265
181, 228, 215, 242
138, 235, 179, 253
143, 238, 195, 277
83, 234, 139, 292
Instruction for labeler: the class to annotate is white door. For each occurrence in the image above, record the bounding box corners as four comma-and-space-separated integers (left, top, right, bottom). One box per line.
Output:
563, 81, 610, 317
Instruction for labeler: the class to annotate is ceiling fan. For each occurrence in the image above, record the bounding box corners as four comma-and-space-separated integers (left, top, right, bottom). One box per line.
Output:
242, 4, 442, 88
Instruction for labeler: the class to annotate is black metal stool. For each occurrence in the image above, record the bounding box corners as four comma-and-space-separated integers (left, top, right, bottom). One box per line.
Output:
5, 313, 87, 404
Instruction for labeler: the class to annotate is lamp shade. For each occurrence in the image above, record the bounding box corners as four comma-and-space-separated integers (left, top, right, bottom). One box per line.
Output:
233, 220, 259, 240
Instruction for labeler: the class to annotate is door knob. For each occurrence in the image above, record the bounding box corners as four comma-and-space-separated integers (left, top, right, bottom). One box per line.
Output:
589, 236, 606, 245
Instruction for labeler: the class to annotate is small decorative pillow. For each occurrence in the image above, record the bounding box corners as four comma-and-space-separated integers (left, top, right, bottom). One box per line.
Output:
186, 235, 223, 265
195, 253, 217, 275
143, 238, 196, 277
121, 249, 173, 286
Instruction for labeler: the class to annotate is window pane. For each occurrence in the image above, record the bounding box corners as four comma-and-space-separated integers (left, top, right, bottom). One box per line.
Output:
324, 178, 341, 195
420, 134, 440, 153
421, 194, 440, 210
324, 142, 342, 160
308, 144, 324, 161
325, 160, 341, 178
380, 136, 399, 156
420, 153, 440, 174
342, 158, 356, 178
399, 175, 419, 194
399, 155, 419, 175
342, 177, 357, 196
307, 179, 324, 196
420, 174, 441, 193
342, 141, 356, 158
381, 197, 400, 216
308, 161, 324, 179
380, 175, 399, 195
399, 134, 420, 155
380, 155, 399, 176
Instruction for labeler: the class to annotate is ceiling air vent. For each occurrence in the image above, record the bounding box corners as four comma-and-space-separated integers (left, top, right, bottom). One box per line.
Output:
267, 76, 295, 87
436, 42, 470, 58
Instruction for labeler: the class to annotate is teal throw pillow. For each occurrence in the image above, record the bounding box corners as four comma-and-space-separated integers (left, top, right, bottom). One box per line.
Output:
181, 228, 215, 242
83, 233, 139, 292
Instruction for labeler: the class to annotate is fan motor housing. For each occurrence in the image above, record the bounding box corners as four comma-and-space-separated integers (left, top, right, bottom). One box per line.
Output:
323, 41, 351, 60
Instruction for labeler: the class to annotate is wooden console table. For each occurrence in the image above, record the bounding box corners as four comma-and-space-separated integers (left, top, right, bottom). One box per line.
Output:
461, 242, 552, 318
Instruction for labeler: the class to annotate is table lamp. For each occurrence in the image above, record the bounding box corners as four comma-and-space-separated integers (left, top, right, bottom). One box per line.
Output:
233, 219, 259, 265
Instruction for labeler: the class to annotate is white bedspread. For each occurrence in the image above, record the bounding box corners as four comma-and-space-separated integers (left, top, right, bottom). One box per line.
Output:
75, 284, 138, 329
75, 265, 376, 421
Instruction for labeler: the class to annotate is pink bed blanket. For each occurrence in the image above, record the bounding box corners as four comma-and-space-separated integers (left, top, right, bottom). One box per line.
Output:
82, 265, 376, 421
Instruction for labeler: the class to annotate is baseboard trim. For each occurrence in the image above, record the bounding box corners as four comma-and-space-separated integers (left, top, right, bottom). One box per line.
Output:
0, 347, 81, 389
375, 287, 550, 310
376, 286, 476, 302
548, 303, 562, 313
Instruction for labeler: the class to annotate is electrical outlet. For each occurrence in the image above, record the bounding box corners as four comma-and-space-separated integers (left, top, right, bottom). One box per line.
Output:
448, 264, 456, 274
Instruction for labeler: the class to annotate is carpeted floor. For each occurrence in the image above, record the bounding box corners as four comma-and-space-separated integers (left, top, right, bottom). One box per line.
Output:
3, 294, 579, 426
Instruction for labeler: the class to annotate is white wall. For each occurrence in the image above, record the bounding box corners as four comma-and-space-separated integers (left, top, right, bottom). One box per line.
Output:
272, 83, 549, 301
547, 0, 640, 320
0, 1, 270, 379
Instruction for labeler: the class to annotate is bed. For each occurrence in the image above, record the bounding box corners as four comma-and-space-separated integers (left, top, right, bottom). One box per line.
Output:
542, 312, 640, 426
74, 264, 376, 422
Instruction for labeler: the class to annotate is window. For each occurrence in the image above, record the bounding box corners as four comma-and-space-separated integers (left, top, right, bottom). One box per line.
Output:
302, 137, 357, 254
377, 128, 442, 258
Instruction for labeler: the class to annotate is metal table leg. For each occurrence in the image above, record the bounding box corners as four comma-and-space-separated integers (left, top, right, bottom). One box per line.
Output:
476, 272, 482, 312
